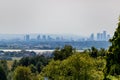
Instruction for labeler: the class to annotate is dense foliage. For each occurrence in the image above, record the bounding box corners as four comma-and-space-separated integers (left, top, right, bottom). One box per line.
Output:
0, 65, 7, 80
105, 18, 120, 79
13, 66, 32, 80
41, 53, 105, 80
12, 55, 50, 73
0, 45, 108, 80
53, 45, 74, 60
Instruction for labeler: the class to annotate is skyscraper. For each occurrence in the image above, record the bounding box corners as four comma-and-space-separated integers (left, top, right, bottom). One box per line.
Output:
25, 35, 30, 41
97, 30, 109, 41
103, 31, 107, 41
100, 33, 103, 41
90, 33, 94, 41
107, 34, 110, 41
42, 35, 46, 40
97, 33, 101, 41
47, 35, 53, 41
37, 35, 40, 41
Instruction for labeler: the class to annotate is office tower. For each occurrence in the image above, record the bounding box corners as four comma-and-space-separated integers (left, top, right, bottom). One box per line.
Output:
103, 31, 107, 41
96, 30, 110, 41
90, 33, 94, 41
37, 35, 40, 41
97, 33, 101, 41
100, 33, 103, 41
25, 35, 30, 41
47, 35, 52, 41
42, 35, 46, 40
107, 34, 110, 41
56, 37, 60, 41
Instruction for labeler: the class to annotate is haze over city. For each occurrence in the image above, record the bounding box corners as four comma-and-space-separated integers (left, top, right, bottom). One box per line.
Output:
0, 0, 120, 36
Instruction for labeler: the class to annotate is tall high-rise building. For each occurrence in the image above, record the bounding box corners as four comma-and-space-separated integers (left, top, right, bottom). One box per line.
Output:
100, 33, 103, 41
97, 30, 109, 41
47, 35, 53, 41
42, 35, 46, 40
56, 37, 60, 41
97, 33, 101, 41
24, 35, 30, 41
90, 33, 94, 41
107, 34, 110, 41
37, 35, 40, 41
103, 31, 107, 41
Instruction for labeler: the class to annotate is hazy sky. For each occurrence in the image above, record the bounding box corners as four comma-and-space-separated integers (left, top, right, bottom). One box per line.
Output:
0, 0, 120, 36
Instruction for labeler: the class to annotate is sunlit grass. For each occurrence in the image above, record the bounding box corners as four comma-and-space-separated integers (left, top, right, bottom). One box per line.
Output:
7, 60, 13, 70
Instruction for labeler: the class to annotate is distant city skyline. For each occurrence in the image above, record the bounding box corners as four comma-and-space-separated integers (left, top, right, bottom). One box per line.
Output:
0, 0, 120, 36
0, 30, 111, 41
88, 30, 110, 41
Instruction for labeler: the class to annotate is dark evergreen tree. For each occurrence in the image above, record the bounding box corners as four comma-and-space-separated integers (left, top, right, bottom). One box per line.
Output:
0, 66, 7, 80
17, 55, 49, 73
105, 17, 120, 76
53, 45, 74, 60
0, 60, 8, 76
11, 60, 18, 71
89, 47, 98, 58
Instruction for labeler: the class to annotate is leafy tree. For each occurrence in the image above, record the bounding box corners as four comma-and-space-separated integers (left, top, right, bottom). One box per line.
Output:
36, 61, 43, 73
89, 47, 98, 58
29, 64, 37, 73
0, 66, 7, 80
41, 53, 105, 80
7, 71, 13, 80
85, 47, 107, 58
13, 66, 32, 80
105, 17, 120, 77
53, 45, 74, 60
11, 60, 18, 71
98, 48, 106, 57
19, 57, 30, 66
0, 60, 8, 76
13, 55, 50, 73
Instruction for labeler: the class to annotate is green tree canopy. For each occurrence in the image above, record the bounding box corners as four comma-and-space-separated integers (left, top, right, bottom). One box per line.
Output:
41, 53, 105, 80
0, 60, 8, 75
0, 66, 7, 80
105, 17, 120, 76
13, 66, 32, 80
53, 45, 74, 60
12, 55, 49, 73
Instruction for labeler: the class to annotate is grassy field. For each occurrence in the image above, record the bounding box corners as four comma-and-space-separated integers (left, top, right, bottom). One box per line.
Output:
7, 60, 13, 70
7, 57, 21, 70
12, 57, 22, 61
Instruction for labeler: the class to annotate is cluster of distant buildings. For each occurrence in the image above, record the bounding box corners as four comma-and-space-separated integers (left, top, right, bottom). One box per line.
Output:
0, 30, 111, 42
24, 35, 64, 41
24, 31, 110, 42
0, 31, 111, 50
88, 31, 110, 41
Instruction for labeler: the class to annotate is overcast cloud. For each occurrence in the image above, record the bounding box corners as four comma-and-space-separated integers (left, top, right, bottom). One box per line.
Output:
0, 0, 120, 36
